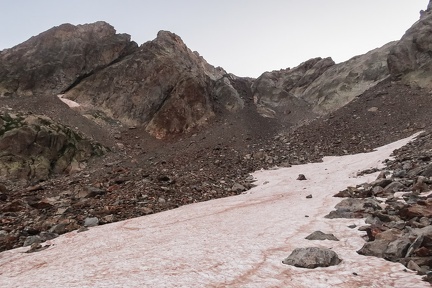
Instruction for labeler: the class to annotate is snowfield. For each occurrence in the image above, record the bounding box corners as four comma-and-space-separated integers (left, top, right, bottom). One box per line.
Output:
0, 133, 427, 288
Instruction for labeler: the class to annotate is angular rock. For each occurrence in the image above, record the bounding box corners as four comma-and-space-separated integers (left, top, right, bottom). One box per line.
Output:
325, 198, 382, 219
305, 231, 339, 241
357, 239, 390, 258
406, 235, 425, 258
370, 178, 393, 188
282, 247, 342, 268
84, 217, 99, 227
383, 238, 411, 261
407, 260, 426, 275
297, 174, 307, 181
374, 229, 402, 242
231, 183, 246, 192
23, 235, 41, 247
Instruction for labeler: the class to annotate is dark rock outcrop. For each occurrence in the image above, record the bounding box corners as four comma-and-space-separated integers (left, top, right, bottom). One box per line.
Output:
251, 42, 393, 121
63, 31, 244, 138
252, 57, 334, 120
388, 3, 432, 85
0, 112, 106, 181
0, 21, 137, 97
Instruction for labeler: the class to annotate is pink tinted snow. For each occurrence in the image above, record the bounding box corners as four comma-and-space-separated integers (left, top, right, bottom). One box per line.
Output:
0, 133, 428, 287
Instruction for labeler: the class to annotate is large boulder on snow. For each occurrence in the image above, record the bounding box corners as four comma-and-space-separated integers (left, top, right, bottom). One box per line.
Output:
282, 247, 342, 268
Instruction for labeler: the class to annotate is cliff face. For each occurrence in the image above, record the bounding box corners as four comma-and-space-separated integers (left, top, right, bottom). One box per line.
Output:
388, 2, 432, 88
0, 21, 137, 97
252, 42, 394, 121
0, 20, 400, 139
251, 57, 334, 121
63, 31, 244, 138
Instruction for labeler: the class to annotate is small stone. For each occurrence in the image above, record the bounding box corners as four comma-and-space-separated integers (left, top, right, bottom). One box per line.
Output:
49, 224, 68, 234
231, 183, 246, 192
140, 207, 154, 215
407, 260, 426, 275
55, 207, 69, 215
23, 235, 41, 247
348, 224, 357, 229
406, 235, 424, 258
297, 174, 307, 181
77, 227, 89, 233
306, 194, 312, 199
26, 243, 50, 253
84, 217, 99, 227
305, 231, 339, 241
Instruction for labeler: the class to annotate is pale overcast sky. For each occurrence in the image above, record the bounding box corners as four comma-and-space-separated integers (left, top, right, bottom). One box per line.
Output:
0, 0, 427, 77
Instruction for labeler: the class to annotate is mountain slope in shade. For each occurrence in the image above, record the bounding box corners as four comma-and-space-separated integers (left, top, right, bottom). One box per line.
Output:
63, 30, 244, 138
252, 42, 394, 121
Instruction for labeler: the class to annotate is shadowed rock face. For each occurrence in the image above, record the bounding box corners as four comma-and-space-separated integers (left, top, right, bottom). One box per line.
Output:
0, 112, 106, 181
252, 42, 394, 120
251, 57, 334, 121
0, 20, 397, 140
388, 3, 432, 88
64, 31, 244, 138
0, 21, 137, 97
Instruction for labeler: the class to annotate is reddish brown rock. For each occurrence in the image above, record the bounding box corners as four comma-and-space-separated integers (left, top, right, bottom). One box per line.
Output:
400, 203, 432, 219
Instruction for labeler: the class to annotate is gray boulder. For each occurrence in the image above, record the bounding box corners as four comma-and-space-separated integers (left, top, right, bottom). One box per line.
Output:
282, 247, 342, 268
325, 198, 382, 219
305, 231, 339, 241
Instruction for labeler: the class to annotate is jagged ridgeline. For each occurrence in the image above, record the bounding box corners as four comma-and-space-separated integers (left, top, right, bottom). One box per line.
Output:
0, 112, 107, 181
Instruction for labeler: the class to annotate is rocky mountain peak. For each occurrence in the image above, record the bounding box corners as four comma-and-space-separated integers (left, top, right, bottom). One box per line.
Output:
155, 30, 186, 47
0, 21, 137, 97
60, 28, 243, 139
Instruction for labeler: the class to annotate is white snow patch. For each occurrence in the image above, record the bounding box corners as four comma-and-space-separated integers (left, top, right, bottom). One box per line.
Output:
57, 94, 80, 108
0, 133, 428, 287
